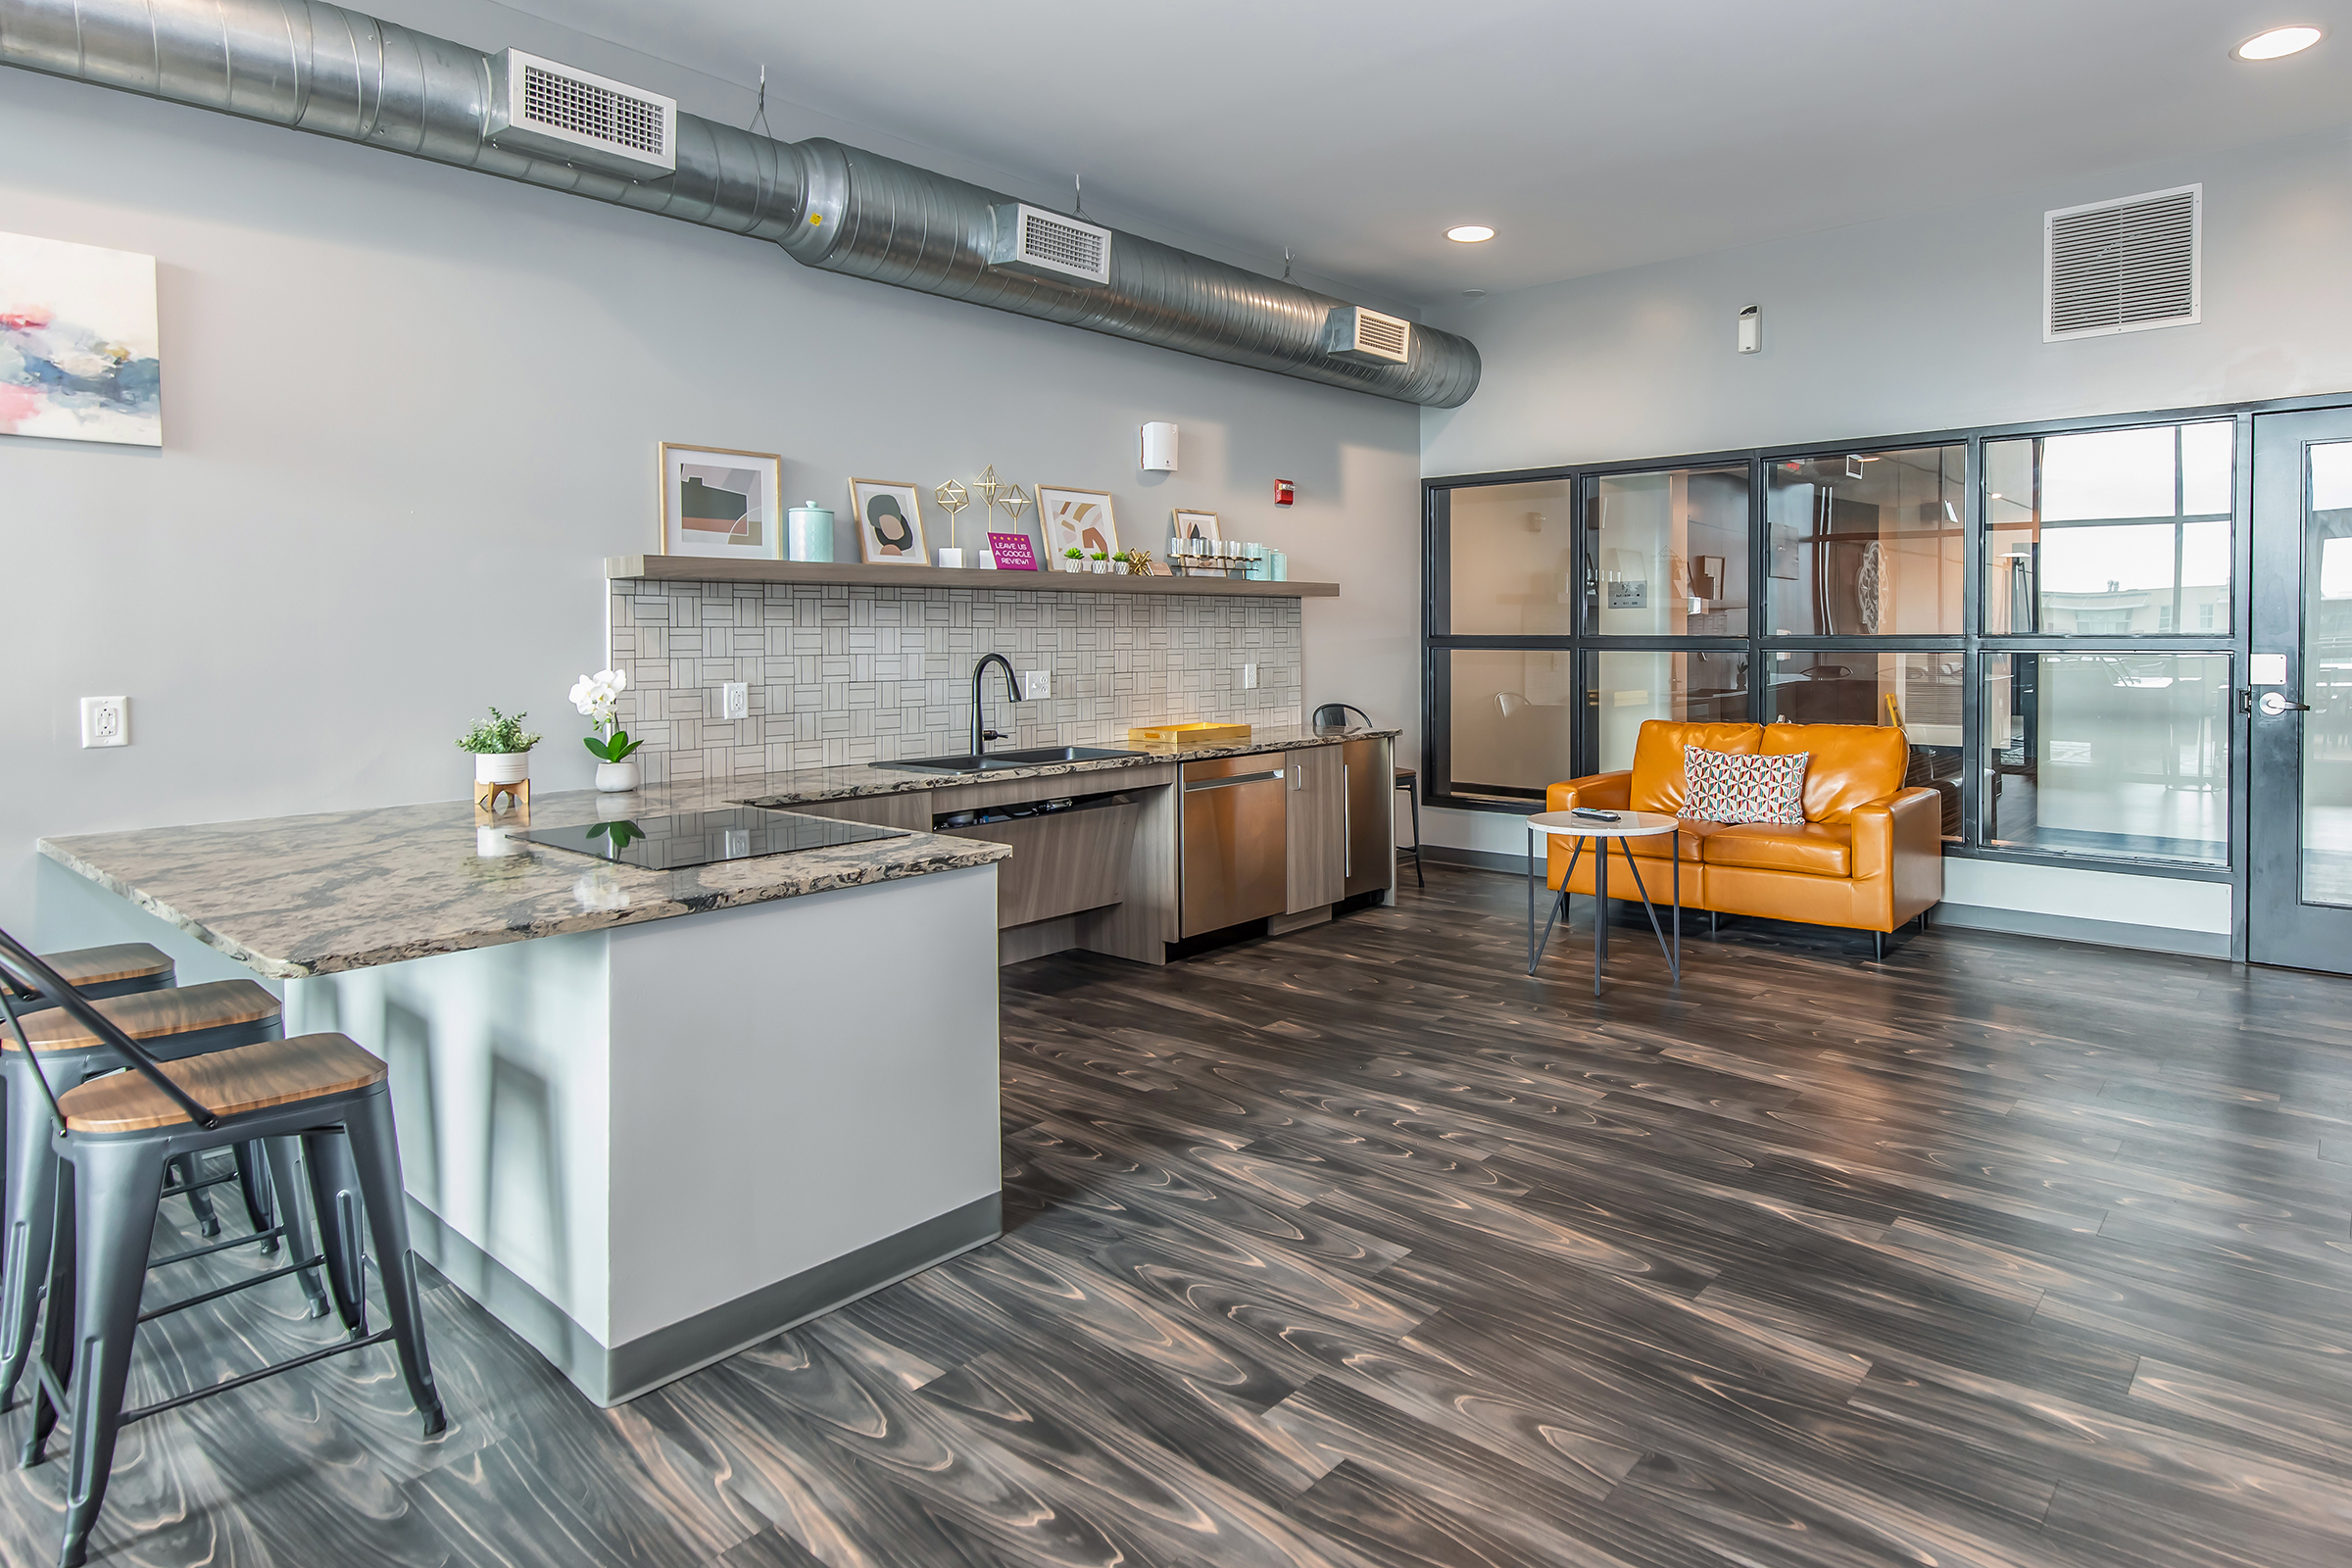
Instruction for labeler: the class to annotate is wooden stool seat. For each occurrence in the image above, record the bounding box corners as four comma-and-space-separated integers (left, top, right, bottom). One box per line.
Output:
57, 1033, 388, 1133
0, 943, 172, 1001
4, 979, 280, 1053
1395, 767, 1415, 784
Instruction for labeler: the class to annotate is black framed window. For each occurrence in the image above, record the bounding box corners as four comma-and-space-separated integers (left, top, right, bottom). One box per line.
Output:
1586, 465, 1750, 636
1765, 445, 1965, 636
1983, 420, 2233, 635
1424, 396, 2273, 884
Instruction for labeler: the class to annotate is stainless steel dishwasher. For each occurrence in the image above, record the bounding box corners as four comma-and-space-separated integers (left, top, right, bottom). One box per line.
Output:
1179, 755, 1289, 937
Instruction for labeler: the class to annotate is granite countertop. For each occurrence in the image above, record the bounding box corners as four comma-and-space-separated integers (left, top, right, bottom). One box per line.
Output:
37, 725, 1395, 980
618, 723, 1399, 815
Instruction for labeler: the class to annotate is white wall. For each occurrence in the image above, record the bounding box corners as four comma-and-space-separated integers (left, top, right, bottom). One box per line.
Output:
1414, 125, 2352, 938
0, 1, 1421, 940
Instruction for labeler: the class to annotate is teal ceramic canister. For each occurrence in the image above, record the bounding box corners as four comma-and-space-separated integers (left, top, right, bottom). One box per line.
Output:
786, 503, 835, 563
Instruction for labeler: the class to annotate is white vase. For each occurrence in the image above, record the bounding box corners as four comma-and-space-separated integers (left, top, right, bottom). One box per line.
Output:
595, 760, 641, 793
1090, 559, 1111, 574
474, 752, 530, 786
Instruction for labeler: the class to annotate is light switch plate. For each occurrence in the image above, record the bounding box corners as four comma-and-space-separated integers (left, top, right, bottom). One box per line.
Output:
79, 696, 128, 748
1022, 670, 1050, 700
720, 681, 749, 720
1243, 663, 1258, 690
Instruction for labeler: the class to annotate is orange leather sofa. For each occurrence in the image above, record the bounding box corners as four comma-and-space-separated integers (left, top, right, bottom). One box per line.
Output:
1546, 720, 1941, 946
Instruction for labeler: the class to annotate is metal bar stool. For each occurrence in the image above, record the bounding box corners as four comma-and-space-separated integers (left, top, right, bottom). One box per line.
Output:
0, 967, 329, 1412
2, 945, 270, 1243
0, 934, 445, 1568
1395, 767, 1424, 888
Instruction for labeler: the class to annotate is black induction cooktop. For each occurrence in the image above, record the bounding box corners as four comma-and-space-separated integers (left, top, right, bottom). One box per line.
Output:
529, 808, 902, 871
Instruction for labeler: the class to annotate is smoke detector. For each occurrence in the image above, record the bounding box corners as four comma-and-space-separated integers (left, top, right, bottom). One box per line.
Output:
486, 49, 676, 181
990, 204, 1113, 286
1322, 306, 1412, 366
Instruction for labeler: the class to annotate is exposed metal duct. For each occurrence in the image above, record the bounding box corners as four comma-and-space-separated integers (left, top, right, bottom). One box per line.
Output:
0, 0, 1481, 407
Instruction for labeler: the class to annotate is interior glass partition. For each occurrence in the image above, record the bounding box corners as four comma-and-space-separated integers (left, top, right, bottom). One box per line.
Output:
1981, 651, 2231, 864
1447, 478, 1577, 634
1766, 651, 1964, 840
1765, 446, 1965, 635
1585, 466, 1750, 635
1589, 650, 1751, 771
1983, 421, 2233, 634
1446, 650, 1576, 799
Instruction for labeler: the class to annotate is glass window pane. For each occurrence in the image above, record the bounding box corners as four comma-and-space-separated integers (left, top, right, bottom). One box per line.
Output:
1984, 420, 2233, 634
1765, 651, 1962, 840
2303, 442, 2352, 906
1448, 650, 1575, 798
1765, 446, 1963, 635
1446, 478, 1576, 634
1587, 466, 1748, 635
1591, 650, 1750, 771
1982, 651, 2230, 865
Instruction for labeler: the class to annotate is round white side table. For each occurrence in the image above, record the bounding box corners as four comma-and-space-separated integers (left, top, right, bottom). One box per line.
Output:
1526, 809, 1683, 995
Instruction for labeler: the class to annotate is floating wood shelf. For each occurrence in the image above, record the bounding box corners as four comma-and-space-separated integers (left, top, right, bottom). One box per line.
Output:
605, 556, 1338, 598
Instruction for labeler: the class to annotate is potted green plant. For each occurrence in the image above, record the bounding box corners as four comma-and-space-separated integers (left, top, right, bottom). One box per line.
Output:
570, 668, 644, 793
457, 707, 541, 793
1062, 547, 1086, 574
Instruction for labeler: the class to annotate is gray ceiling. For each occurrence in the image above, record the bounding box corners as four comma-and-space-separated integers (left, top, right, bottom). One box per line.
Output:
500, 0, 2352, 308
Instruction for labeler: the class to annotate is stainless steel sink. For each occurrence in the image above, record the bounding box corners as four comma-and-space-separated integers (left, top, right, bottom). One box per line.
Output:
872, 746, 1143, 774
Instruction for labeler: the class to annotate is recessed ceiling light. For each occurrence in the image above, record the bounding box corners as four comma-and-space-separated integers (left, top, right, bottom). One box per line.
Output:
2234, 24, 2324, 60
1446, 225, 1495, 244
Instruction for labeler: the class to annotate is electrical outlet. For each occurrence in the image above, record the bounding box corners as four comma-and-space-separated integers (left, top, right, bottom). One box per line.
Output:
720, 681, 749, 721
1021, 670, 1050, 700
79, 696, 128, 749
1243, 663, 1258, 690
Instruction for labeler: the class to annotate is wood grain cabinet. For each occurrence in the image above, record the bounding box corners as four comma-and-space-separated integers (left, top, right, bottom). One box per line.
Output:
1285, 748, 1348, 912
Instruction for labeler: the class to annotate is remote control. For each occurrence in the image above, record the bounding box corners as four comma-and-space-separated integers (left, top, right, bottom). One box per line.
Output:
1570, 807, 1622, 822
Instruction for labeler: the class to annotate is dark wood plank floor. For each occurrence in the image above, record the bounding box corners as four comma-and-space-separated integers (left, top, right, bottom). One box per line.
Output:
8, 865, 2352, 1566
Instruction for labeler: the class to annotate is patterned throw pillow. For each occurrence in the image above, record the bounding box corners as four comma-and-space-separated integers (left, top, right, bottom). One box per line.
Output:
1683, 746, 1809, 825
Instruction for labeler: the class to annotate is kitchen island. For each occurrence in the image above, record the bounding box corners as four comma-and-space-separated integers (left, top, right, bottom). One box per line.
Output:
35, 724, 1396, 1404
40, 797, 1008, 1406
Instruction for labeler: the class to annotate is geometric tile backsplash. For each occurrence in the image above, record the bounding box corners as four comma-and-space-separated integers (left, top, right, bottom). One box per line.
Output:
608, 578, 1303, 784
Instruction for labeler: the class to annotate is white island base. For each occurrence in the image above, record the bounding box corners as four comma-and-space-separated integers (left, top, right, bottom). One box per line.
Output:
286, 863, 1003, 1406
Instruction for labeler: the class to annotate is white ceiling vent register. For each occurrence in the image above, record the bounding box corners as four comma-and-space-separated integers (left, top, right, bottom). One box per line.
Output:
990, 204, 1113, 286
1322, 306, 1412, 366
2044, 184, 2200, 342
486, 49, 676, 181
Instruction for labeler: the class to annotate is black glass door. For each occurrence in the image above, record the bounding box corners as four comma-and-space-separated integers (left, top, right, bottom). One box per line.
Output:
2249, 409, 2352, 972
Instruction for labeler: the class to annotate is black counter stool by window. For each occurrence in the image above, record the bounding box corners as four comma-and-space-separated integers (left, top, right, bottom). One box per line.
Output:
0, 963, 329, 1412
0, 935, 445, 1568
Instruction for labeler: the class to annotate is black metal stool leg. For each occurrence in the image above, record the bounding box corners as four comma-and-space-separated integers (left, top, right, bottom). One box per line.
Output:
264, 1138, 330, 1318
20, 1157, 74, 1469
169, 1153, 220, 1238
233, 1142, 274, 1247
1407, 786, 1424, 888
0, 1054, 62, 1408
57, 1137, 169, 1568
302, 1131, 368, 1338
343, 1091, 446, 1435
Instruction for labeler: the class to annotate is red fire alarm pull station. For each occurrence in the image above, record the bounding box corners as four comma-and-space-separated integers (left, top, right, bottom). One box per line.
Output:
1273, 479, 1295, 507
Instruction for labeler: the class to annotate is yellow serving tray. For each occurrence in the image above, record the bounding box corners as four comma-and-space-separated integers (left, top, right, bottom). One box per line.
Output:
1127, 721, 1252, 749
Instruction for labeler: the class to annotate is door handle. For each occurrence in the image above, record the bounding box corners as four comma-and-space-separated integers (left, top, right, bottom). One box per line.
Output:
2257, 691, 2312, 716
1184, 769, 1282, 791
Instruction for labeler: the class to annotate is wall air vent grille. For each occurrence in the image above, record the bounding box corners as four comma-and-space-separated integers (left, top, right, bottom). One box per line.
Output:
988, 204, 1113, 286
486, 49, 676, 181
1321, 306, 1413, 366
2045, 184, 2199, 341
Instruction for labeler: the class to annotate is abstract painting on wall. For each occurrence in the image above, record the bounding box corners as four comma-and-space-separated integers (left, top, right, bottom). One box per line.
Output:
0, 231, 162, 448
1038, 485, 1120, 559
659, 441, 783, 559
